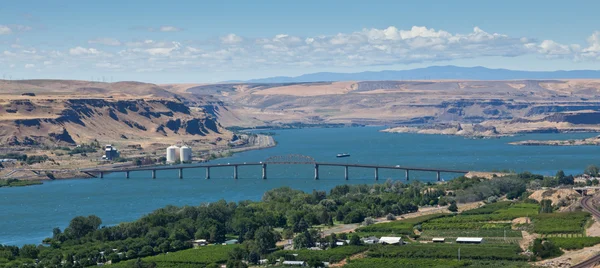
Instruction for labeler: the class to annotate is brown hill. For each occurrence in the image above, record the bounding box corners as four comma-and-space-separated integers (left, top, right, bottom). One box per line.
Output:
167, 80, 600, 134
0, 80, 230, 147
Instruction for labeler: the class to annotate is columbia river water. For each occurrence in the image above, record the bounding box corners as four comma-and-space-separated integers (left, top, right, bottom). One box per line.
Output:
1, 127, 598, 245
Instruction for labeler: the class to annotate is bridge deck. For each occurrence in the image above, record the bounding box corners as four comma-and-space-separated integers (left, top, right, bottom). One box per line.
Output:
82, 162, 470, 174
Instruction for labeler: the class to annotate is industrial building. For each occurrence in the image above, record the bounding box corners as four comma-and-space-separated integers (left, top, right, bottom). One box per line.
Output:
166, 145, 179, 163
180, 145, 192, 162
166, 145, 192, 163
102, 145, 120, 160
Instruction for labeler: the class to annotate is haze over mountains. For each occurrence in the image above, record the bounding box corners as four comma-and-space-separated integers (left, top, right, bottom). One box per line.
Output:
242, 66, 600, 83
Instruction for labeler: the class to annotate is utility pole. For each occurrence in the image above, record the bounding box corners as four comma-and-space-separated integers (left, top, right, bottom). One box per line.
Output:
458, 247, 460, 261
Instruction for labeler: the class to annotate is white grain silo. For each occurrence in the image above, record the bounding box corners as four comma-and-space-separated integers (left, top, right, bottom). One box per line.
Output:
166, 145, 179, 163
180, 146, 192, 163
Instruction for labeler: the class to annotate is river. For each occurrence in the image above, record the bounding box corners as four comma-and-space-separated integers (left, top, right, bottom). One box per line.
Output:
1, 127, 599, 246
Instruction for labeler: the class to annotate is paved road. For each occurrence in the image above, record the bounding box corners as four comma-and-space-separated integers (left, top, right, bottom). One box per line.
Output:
572, 196, 600, 268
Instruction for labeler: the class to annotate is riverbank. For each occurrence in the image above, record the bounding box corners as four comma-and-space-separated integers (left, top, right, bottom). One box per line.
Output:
0, 179, 42, 188
0, 134, 276, 183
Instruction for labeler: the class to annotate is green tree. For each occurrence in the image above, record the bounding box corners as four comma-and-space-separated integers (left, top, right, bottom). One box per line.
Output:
307, 257, 325, 268
555, 170, 565, 181
254, 226, 278, 254
228, 247, 247, 261
19, 244, 39, 259
349, 234, 362, 246
532, 239, 562, 259
226, 260, 248, 268
540, 199, 553, 213
448, 200, 458, 212
247, 251, 260, 265
328, 233, 337, 249
107, 252, 120, 263
65, 215, 102, 239
585, 165, 599, 176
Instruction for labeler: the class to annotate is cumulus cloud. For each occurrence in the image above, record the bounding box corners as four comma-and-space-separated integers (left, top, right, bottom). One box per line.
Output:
2, 25, 599, 74
88, 38, 122, 46
69, 46, 101, 56
159, 26, 182, 32
221, 34, 243, 44
0, 25, 12, 35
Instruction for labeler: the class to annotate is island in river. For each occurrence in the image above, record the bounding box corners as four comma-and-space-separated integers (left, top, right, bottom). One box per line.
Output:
510, 135, 600, 146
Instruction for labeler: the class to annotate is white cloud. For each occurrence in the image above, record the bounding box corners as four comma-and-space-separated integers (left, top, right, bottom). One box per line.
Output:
159, 26, 182, 32
0, 25, 11, 35
2, 25, 599, 76
144, 42, 181, 55
24, 64, 35, 68
69, 46, 100, 56
145, 26, 182, 32
0, 25, 33, 35
89, 38, 122, 46
221, 34, 243, 44
538, 40, 575, 56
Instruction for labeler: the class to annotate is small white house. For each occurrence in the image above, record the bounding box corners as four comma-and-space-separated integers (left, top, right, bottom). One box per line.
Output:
378, 237, 402, 245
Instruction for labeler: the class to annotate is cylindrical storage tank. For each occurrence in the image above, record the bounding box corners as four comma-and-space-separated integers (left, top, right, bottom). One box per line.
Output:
180, 146, 192, 162
166, 145, 179, 163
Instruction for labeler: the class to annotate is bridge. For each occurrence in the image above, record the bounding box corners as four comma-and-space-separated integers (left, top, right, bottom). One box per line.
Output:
82, 154, 470, 181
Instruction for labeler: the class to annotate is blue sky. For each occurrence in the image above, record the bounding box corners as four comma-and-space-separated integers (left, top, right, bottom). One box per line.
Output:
1, 0, 599, 83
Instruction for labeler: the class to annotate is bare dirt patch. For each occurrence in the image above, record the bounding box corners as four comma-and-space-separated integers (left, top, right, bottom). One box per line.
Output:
535, 243, 600, 267
529, 189, 581, 206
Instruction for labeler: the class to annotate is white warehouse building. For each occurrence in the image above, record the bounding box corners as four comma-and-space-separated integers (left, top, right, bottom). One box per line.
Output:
180, 146, 192, 162
166, 145, 179, 163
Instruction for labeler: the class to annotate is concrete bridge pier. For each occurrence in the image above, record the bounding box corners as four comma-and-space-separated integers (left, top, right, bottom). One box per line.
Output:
405, 170, 409, 181
178, 168, 183, 179
262, 164, 267, 180
206, 167, 210, 180
126, 171, 130, 179
152, 170, 156, 179
344, 166, 349, 180
100, 172, 104, 179
437, 171, 441, 181
314, 164, 319, 180
374, 168, 379, 181
234, 165, 238, 179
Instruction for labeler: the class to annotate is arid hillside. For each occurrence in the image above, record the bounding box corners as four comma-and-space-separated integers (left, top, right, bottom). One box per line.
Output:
0, 79, 232, 147
175, 80, 600, 135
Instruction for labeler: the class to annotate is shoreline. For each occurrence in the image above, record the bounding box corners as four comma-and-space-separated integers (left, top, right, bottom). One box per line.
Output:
0, 134, 277, 185
382, 125, 600, 140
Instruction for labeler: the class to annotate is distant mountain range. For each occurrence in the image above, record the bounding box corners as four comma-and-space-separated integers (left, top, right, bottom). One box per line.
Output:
241, 66, 600, 83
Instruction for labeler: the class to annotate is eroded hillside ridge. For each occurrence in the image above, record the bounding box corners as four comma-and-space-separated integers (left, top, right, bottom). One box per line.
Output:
183, 80, 600, 135
0, 80, 227, 146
